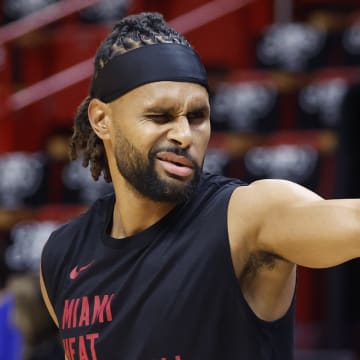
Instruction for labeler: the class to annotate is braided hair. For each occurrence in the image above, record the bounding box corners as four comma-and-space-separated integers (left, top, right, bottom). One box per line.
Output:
69, 12, 192, 182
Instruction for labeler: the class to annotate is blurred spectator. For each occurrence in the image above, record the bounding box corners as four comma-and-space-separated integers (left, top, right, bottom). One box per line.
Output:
0, 217, 62, 359
0, 291, 23, 360
0, 240, 22, 360
7, 273, 63, 360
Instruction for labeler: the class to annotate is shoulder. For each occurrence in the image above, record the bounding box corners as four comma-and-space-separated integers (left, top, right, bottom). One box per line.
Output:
42, 192, 115, 254
227, 179, 321, 271
229, 178, 321, 213
199, 172, 246, 193
188, 172, 247, 210
40, 193, 114, 303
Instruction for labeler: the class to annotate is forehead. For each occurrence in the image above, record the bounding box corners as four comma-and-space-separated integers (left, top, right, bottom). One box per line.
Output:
114, 81, 209, 108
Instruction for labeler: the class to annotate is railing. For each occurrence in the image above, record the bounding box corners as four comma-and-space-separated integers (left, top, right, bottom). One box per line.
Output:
5, 0, 255, 111
0, 0, 104, 44
170, 0, 253, 34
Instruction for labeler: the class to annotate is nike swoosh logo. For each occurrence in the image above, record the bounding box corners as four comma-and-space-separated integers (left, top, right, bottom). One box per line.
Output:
69, 261, 94, 280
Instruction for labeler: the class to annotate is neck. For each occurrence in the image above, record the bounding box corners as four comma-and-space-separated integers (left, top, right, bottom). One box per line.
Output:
111, 180, 177, 239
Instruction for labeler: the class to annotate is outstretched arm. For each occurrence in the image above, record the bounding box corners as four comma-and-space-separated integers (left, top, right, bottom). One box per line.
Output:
228, 179, 360, 321
243, 180, 360, 268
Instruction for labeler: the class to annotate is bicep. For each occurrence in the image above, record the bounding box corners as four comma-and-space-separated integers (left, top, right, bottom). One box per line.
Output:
230, 179, 360, 269
259, 197, 360, 268
39, 264, 59, 327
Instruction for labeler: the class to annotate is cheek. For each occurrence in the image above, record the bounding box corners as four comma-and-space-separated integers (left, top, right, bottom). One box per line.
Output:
197, 123, 211, 148
192, 127, 211, 164
131, 124, 161, 147
113, 124, 146, 151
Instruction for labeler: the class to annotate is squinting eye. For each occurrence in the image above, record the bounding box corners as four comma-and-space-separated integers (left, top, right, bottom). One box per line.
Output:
147, 114, 171, 123
187, 111, 206, 122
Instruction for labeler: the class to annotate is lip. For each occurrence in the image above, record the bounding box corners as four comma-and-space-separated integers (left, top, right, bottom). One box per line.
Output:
156, 152, 194, 178
156, 152, 194, 168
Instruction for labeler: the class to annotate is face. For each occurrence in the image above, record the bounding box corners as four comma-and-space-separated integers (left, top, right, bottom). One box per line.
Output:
107, 81, 211, 203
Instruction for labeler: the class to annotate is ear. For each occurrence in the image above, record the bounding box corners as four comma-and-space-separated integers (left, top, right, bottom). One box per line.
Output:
88, 98, 111, 140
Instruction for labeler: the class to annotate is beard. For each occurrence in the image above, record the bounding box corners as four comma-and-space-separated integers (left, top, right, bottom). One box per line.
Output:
114, 133, 201, 203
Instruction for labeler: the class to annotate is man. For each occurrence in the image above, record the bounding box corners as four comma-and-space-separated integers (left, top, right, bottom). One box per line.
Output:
40, 12, 360, 360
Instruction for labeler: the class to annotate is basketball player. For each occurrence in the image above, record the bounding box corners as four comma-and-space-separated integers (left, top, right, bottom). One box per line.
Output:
40, 12, 360, 360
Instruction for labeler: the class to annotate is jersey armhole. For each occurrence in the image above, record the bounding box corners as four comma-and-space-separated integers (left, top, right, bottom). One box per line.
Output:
39, 263, 59, 328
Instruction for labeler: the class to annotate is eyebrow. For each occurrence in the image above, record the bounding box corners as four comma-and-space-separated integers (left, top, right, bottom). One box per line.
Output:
187, 105, 210, 116
143, 106, 174, 113
143, 104, 210, 115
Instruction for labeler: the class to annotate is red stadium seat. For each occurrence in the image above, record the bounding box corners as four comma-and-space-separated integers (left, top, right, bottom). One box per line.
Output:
211, 70, 280, 132
48, 23, 110, 122
128, 0, 273, 69
0, 44, 13, 152
296, 67, 360, 129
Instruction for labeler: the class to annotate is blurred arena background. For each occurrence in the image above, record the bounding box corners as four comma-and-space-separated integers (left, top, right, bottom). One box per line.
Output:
0, 0, 360, 359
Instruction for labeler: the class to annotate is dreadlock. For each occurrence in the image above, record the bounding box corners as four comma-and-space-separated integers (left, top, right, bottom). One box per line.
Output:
69, 12, 192, 182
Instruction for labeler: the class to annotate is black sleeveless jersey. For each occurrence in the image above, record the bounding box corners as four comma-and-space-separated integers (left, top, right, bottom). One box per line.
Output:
41, 173, 295, 360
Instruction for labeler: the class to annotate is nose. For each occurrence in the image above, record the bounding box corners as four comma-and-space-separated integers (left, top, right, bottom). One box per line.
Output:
167, 116, 192, 148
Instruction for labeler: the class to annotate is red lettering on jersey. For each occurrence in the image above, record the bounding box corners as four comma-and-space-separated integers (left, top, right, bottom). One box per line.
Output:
62, 294, 115, 329
78, 296, 90, 327
62, 299, 76, 329
86, 333, 99, 359
73, 298, 81, 328
78, 335, 88, 360
91, 294, 115, 324
63, 337, 76, 360
63, 333, 99, 360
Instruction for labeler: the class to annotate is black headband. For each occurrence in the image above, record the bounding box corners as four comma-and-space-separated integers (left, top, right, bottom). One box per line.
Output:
92, 43, 209, 102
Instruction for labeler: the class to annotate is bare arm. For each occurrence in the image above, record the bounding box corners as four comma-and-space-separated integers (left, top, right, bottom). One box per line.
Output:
247, 180, 360, 268
228, 179, 360, 321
